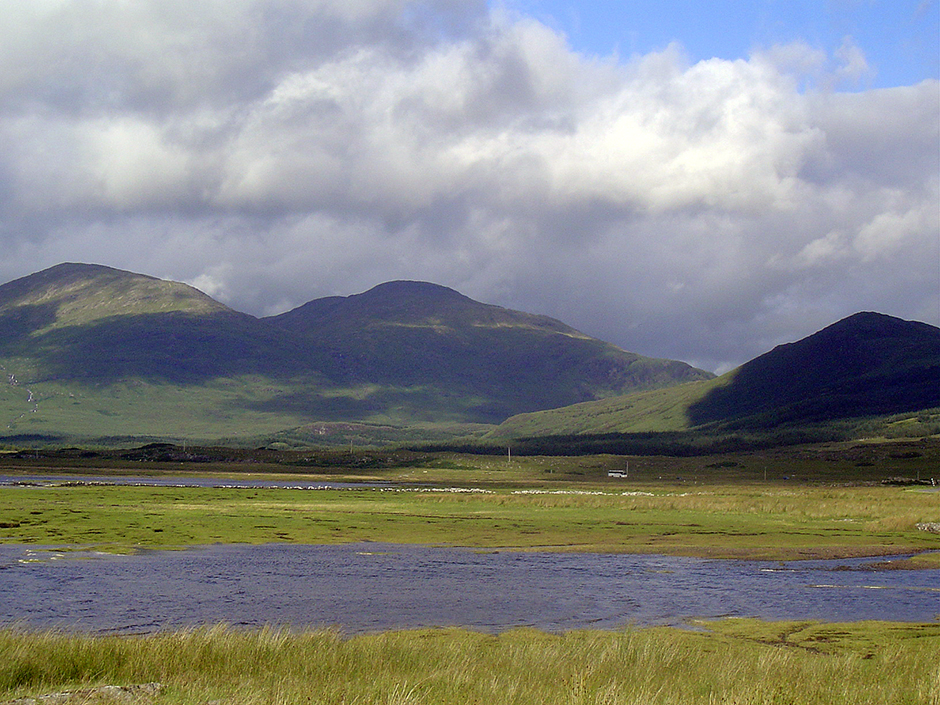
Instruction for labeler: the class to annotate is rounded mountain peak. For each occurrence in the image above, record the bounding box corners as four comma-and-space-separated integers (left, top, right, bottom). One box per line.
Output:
355, 280, 472, 307
0, 262, 234, 331
336, 280, 488, 325
272, 279, 581, 336
361, 280, 468, 298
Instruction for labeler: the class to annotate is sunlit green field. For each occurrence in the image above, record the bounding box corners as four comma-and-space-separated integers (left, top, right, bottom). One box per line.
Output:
0, 476, 938, 561
1, 621, 937, 704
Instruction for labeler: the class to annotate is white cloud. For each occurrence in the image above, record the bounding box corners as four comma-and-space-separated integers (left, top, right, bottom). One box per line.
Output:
0, 2, 936, 372
834, 35, 871, 84
853, 198, 939, 261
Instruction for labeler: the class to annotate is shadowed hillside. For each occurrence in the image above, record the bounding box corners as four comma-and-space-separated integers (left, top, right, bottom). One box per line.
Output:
490, 312, 940, 445
268, 280, 712, 421
686, 312, 940, 428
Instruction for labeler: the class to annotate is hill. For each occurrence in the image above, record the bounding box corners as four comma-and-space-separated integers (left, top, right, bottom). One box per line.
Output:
0, 264, 712, 444
0, 262, 231, 327
0, 263, 307, 384
491, 312, 940, 442
686, 312, 940, 427
269, 280, 711, 422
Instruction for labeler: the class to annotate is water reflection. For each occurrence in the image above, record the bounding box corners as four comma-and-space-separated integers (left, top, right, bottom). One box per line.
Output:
0, 544, 936, 634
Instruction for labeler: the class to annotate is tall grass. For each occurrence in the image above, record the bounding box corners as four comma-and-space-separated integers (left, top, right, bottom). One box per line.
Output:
1, 622, 936, 704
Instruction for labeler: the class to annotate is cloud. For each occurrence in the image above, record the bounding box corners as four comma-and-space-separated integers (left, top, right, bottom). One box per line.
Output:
834, 35, 871, 84
0, 1, 936, 373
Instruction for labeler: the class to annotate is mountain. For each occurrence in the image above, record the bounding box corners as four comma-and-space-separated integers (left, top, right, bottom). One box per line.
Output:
686, 312, 940, 427
0, 263, 308, 384
492, 312, 940, 439
0, 264, 712, 442
269, 280, 711, 421
0, 263, 231, 327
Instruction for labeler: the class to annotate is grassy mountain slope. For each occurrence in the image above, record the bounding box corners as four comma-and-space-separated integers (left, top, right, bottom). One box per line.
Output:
488, 378, 717, 439
491, 312, 940, 440
0, 264, 317, 443
0, 263, 230, 332
0, 265, 713, 443
0, 263, 315, 384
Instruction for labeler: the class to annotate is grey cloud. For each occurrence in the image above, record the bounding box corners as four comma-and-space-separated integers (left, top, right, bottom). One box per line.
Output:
0, 0, 487, 115
805, 82, 940, 186
0, 2, 936, 373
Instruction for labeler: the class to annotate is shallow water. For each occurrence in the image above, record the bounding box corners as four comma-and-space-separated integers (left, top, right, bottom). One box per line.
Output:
0, 544, 936, 634
0, 474, 385, 490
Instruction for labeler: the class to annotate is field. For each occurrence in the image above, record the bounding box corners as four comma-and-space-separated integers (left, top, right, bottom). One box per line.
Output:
1, 440, 939, 560
0, 440, 938, 703
1, 478, 939, 562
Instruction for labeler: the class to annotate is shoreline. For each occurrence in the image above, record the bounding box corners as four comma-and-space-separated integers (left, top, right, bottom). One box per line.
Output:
3, 540, 940, 566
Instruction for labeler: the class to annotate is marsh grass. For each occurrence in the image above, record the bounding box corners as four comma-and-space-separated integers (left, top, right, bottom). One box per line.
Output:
0, 479, 937, 559
0, 621, 936, 704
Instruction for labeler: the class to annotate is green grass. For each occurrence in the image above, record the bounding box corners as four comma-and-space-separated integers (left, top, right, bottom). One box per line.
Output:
1, 442, 939, 559
1, 473, 938, 559
0, 621, 936, 704
0, 374, 303, 441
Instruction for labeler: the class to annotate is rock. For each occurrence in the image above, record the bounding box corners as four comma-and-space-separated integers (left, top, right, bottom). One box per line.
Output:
8, 682, 163, 704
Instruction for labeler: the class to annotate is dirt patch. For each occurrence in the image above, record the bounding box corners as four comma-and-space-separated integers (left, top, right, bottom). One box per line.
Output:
857, 559, 922, 571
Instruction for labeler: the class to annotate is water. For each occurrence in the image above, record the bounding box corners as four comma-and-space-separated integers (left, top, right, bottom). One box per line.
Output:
0, 544, 936, 634
0, 475, 386, 490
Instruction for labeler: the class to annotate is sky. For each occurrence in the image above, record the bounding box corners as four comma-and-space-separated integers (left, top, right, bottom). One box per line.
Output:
0, 1, 937, 373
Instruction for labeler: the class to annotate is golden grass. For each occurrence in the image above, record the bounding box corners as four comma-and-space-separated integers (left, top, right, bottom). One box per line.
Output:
0, 622, 937, 704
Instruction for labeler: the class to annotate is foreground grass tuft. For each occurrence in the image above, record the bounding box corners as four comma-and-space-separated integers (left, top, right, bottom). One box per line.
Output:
1, 621, 937, 704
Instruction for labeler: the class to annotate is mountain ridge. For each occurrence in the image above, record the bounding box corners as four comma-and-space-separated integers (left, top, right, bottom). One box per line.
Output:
0, 264, 714, 437
271, 280, 592, 340
266, 277, 710, 419
6, 263, 932, 448
686, 310, 940, 427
